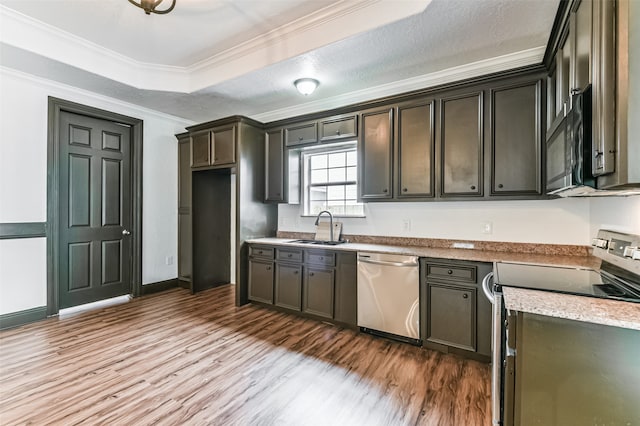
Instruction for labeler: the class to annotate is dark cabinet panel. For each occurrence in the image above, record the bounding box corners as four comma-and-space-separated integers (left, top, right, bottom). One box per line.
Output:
275, 263, 302, 311
397, 101, 435, 198
212, 126, 235, 165
334, 252, 357, 326
359, 108, 393, 200
248, 259, 274, 304
440, 93, 483, 197
285, 122, 317, 147
177, 137, 191, 283
265, 129, 285, 203
427, 284, 476, 351
320, 115, 357, 141
191, 132, 211, 167
303, 267, 334, 319
491, 81, 542, 195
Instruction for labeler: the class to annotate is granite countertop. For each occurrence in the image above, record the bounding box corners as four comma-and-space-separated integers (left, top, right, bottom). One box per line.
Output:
246, 237, 601, 269
246, 235, 640, 329
503, 287, 640, 331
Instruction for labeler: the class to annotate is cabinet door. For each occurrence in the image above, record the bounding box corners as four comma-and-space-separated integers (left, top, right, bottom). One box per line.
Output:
191, 132, 211, 167
248, 259, 274, 304
320, 115, 357, 141
275, 263, 302, 311
440, 93, 483, 196
303, 267, 334, 319
285, 122, 317, 147
212, 126, 235, 165
265, 129, 285, 202
427, 284, 476, 351
491, 81, 542, 195
334, 252, 357, 326
397, 101, 435, 198
359, 108, 393, 200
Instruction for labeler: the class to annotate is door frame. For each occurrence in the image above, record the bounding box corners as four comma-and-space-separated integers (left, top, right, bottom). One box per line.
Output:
46, 97, 143, 316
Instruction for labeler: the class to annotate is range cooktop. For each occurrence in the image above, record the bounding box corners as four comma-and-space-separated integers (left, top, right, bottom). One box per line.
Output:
494, 230, 640, 303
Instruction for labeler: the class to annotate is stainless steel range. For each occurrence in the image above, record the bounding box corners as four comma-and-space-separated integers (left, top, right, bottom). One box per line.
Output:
483, 229, 640, 425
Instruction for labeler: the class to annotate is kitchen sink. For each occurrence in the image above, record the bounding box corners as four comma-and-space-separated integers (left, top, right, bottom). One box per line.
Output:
289, 239, 347, 246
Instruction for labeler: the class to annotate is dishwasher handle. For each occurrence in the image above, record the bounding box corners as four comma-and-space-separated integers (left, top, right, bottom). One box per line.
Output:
482, 272, 494, 303
358, 257, 418, 267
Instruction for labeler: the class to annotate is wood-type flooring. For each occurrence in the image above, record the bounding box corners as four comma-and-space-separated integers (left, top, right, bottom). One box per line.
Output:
0, 285, 491, 425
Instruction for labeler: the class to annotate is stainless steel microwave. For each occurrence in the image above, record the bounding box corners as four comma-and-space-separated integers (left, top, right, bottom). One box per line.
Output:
546, 85, 596, 194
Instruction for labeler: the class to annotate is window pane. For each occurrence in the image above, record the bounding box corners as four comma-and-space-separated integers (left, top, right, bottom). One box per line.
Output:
328, 167, 346, 182
309, 201, 326, 215
310, 154, 327, 169
311, 169, 327, 184
346, 166, 357, 181
345, 203, 364, 215
328, 152, 346, 168
327, 185, 345, 200
329, 205, 345, 215
345, 184, 357, 200
310, 186, 327, 201
346, 150, 357, 166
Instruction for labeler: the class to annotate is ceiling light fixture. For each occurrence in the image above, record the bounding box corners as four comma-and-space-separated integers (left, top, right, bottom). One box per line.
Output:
294, 78, 320, 96
128, 0, 176, 15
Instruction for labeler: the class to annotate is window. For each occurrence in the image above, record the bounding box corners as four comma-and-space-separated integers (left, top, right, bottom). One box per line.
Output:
302, 144, 364, 217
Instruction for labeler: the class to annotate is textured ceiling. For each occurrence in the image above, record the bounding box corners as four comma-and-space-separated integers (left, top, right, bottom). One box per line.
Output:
0, 0, 560, 124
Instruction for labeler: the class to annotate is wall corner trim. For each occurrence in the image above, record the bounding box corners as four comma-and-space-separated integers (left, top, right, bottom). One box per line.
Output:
0, 306, 47, 330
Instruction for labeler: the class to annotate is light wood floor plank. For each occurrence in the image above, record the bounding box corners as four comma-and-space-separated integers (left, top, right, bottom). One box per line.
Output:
0, 285, 491, 425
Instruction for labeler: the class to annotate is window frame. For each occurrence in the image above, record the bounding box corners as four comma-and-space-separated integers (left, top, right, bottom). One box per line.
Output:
300, 143, 365, 218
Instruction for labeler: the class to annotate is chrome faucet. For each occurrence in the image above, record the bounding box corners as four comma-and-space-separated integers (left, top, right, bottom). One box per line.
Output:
314, 210, 334, 242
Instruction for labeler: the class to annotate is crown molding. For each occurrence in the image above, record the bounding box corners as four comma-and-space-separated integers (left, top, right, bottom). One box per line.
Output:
0, 66, 194, 125
0, 1, 430, 93
252, 46, 546, 122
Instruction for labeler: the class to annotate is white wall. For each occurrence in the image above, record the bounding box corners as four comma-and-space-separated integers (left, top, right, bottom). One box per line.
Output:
0, 67, 192, 315
278, 198, 592, 245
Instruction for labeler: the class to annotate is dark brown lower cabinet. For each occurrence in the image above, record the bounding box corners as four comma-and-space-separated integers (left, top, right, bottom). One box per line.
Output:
248, 259, 274, 304
247, 244, 357, 327
303, 267, 334, 319
334, 252, 357, 326
426, 284, 476, 351
420, 258, 492, 361
275, 263, 302, 311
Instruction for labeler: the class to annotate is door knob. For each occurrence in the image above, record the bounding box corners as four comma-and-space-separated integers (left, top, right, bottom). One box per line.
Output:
122, 229, 131, 235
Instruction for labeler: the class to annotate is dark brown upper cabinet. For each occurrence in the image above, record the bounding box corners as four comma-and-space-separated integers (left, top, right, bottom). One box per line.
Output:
490, 80, 543, 196
265, 129, 285, 203
285, 121, 317, 147
359, 107, 394, 200
396, 100, 436, 199
440, 92, 483, 197
320, 114, 357, 142
190, 125, 236, 168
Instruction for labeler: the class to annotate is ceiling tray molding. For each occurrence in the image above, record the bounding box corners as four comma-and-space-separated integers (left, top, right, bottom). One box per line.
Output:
0, 1, 431, 94
0, 5, 190, 92
187, 0, 432, 91
253, 46, 546, 123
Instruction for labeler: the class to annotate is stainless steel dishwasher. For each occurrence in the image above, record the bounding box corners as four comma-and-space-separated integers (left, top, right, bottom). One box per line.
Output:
357, 252, 420, 343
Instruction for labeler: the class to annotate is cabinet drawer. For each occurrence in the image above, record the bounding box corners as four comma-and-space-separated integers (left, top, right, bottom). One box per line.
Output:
305, 251, 336, 267
427, 263, 476, 283
250, 246, 274, 259
276, 248, 303, 262
320, 116, 357, 141
285, 122, 317, 146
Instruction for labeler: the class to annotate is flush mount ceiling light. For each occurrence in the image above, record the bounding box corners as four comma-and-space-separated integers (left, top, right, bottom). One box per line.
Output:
128, 0, 176, 15
294, 78, 320, 96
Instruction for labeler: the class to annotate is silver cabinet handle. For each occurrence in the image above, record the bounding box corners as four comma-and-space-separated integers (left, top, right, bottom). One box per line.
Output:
122, 229, 131, 235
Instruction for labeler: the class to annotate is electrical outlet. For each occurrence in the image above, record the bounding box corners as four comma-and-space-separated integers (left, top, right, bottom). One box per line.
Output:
402, 219, 411, 232
482, 221, 493, 234
165, 255, 174, 265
